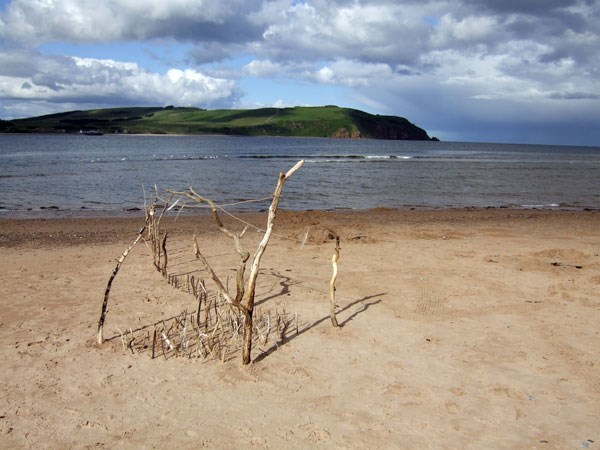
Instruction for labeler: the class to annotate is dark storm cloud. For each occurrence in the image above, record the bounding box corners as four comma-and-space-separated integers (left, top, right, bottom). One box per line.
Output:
549, 91, 600, 100
0, 0, 265, 45
135, 14, 264, 45
461, 0, 582, 15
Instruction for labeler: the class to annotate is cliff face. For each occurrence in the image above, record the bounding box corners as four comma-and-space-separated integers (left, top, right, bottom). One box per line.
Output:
372, 122, 428, 140
345, 109, 432, 140
332, 128, 362, 139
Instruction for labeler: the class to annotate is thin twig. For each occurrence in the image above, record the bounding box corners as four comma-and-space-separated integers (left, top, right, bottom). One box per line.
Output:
97, 226, 145, 344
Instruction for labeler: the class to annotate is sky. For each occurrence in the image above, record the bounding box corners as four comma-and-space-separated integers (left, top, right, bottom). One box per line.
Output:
0, 0, 599, 145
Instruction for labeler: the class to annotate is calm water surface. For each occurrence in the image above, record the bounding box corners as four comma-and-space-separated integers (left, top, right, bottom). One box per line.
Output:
0, 134, 599, 216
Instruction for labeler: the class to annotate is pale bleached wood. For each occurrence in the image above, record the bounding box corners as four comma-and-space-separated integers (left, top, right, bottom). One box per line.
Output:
329, 236, 340, 327
170, 160, 304, 365
242, 159, 304, 364
193, 235, 238, 307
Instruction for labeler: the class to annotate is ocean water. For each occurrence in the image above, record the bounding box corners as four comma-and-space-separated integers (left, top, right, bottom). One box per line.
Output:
0, 134, 599, 216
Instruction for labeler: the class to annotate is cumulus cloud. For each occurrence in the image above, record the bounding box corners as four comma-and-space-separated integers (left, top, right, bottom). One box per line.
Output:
309, 60, 394, 87
243, 59, 283, 77
0, 54, 240, 111
259, 1, 435, 65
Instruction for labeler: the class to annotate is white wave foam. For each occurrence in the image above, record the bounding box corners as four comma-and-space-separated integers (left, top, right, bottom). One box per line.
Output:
521, 203, 560, 208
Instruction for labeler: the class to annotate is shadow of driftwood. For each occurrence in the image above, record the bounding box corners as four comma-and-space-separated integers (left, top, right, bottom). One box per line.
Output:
255, 270, 301, 306
253, 292, 386, 363
338, 298, 383, 327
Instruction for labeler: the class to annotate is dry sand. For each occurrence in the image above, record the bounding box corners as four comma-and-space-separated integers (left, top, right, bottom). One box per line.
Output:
0, 209, 598, 449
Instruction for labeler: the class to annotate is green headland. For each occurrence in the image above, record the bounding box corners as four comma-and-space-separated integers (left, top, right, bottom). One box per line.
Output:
0, 105, 437, 140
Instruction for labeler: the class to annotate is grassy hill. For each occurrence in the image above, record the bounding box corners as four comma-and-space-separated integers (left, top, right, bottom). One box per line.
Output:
0, 105, 435, 140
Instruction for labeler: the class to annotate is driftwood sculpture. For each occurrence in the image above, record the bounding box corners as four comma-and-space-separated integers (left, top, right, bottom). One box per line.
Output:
175, 160, 304, 364
97, 160, 345, 366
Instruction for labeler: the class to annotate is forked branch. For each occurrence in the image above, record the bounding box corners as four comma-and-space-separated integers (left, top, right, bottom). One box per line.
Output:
242, 159, 304, 364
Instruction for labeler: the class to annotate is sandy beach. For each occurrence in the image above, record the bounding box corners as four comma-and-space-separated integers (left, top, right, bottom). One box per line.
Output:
0, 208, 598, 449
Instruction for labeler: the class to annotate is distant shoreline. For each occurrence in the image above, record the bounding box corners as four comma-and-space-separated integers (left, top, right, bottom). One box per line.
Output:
1, 205, 599, 222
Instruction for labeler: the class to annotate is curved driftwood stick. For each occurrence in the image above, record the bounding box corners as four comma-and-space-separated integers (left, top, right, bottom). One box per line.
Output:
329, 236, 340, 327
193, 236, 237, 307
97, 226, 145, 345
160, 231, 168, 276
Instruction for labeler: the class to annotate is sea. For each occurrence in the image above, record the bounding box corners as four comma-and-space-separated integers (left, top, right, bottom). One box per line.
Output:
1, 134, 599, 217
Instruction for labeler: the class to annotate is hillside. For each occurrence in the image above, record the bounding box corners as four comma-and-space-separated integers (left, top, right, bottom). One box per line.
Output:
0, 105, 436, 140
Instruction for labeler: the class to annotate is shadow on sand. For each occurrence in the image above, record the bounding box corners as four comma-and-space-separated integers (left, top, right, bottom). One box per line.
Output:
253, 293, 385, 364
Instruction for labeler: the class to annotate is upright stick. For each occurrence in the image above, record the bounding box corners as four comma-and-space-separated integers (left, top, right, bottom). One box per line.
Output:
242, 160, 304, 364
329, 236, 340, 327
97, 226, 145, 344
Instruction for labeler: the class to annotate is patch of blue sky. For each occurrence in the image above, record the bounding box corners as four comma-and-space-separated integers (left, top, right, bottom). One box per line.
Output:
423, 16, 440, 27
239, 77, 354, 109
38, 41, 191, 73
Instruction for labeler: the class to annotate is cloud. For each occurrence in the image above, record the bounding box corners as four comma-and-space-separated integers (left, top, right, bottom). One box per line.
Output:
549, 91, 600, 100
243, 58, 395, 89
259, 1, 435, 65
243, 59, 283, 77
309, 60, 394, 87
0, 54, 241, 112
430, 14, 502, 49
187, 42, 232, 65
461, 0, 586, 17
0, 0, 263, 44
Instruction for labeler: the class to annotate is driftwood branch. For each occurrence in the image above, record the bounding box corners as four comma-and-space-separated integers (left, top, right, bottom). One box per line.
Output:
193, 235, 239, 307
160, 231, 168, 276
145, 193, 172, 274
242, 159, 304, 364
329, 235, 340, 327
97, 226, 145, 345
